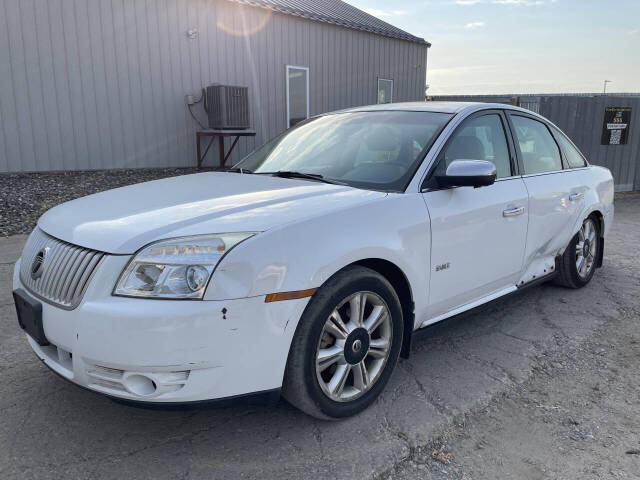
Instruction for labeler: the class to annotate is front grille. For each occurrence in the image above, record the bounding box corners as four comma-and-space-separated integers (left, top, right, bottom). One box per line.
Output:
19, 228, 105, 309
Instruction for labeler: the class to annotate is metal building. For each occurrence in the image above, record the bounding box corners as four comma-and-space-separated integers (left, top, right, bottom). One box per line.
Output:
0, 0, 429, 173
431, 93, 640, 192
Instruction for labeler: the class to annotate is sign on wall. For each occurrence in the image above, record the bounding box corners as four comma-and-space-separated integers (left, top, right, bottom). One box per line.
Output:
601, 107, 632, 145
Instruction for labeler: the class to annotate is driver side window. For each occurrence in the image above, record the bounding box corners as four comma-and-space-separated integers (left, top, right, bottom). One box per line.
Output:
433, 114, 512, 180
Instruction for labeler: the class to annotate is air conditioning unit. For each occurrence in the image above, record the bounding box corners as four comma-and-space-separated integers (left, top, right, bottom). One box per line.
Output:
204, 84, 250, 129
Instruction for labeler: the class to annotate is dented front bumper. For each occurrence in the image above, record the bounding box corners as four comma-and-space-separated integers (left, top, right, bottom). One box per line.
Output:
13, 256, 309, 403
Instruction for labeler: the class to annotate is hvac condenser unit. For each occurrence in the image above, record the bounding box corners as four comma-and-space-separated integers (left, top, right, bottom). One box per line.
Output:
204, 84, 250, 129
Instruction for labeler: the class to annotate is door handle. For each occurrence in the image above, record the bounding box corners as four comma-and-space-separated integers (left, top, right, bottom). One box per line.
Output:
503, 206, 525, 217
569, 192, 584, 202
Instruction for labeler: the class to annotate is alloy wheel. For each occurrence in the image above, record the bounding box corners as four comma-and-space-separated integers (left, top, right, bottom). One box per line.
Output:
576, 218, 597, 279
315, 291, 393, 402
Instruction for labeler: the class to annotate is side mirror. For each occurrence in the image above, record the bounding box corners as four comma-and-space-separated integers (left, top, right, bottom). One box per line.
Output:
435, 160, 497, 188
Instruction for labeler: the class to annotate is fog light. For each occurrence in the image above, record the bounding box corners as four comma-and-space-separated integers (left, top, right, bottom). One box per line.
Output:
186, 265, 209, 292
124, 374, 157, 396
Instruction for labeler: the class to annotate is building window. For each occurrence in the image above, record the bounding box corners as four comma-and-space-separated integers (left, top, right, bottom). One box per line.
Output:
286, 66, 309, 128
378, 78, 393, 104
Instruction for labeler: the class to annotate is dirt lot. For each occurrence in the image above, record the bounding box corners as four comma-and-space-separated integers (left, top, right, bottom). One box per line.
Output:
0, 177, 638, 479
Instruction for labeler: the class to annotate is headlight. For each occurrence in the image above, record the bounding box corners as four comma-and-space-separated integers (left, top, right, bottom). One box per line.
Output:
114, 233, 255, 299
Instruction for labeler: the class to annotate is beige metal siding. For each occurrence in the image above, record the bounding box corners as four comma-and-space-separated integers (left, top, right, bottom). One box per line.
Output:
0, 0, 428, 172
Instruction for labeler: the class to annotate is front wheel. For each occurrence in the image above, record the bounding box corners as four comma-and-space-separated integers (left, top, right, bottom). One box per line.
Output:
282, 266, 403, 419
555, 216, 601, 288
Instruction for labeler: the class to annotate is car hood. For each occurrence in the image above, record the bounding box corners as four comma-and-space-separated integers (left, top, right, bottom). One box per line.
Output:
38, 172, 386, 254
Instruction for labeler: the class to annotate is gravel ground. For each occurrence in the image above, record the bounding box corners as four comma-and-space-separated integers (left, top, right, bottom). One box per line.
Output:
0, 168, 209, 237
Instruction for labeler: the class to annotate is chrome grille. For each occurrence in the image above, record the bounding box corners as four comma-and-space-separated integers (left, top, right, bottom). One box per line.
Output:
19, 228, 105, 309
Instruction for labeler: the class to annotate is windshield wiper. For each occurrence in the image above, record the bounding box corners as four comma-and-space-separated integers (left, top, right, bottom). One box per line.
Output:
256, 171, 345, 185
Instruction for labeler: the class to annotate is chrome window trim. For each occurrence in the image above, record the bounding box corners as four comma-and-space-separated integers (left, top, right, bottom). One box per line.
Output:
494, 175, 520, 182
517, 166, 591, 179
520, 169, 569, 178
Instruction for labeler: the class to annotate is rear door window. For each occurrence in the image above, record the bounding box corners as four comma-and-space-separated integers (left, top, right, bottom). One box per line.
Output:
511, 116, 563, 175
553, 128, 587, 168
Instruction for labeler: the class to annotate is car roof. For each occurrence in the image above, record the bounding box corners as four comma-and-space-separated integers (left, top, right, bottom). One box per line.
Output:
336, 101, 533, 116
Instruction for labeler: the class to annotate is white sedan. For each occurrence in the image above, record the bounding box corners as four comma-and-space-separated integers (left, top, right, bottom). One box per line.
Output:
13, 102, 614, 419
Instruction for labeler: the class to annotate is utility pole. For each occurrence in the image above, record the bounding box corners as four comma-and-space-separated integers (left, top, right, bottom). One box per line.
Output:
603, 80, 612, 94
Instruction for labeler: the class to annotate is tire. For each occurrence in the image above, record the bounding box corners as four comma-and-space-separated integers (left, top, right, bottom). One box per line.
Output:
282, 266, 404, 419
555, 215, 601, 289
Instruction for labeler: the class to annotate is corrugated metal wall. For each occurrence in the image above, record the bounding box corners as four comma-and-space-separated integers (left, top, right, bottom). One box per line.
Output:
538, 96, 640, 192
431, 94, 640, 192
0, 0, 428, 172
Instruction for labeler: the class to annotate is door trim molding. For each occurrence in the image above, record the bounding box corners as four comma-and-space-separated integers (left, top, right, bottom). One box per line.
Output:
419, 285, 517, 329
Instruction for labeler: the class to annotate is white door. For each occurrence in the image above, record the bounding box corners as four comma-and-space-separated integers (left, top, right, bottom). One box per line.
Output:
422, 111, 529, 319
508, 114, 586, 282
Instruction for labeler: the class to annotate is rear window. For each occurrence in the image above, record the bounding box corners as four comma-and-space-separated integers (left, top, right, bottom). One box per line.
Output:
511, 116, 563, 175
553, 128, 587, 168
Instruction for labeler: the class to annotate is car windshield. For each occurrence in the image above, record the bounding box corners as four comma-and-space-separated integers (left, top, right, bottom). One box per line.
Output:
234, 111, 453, 191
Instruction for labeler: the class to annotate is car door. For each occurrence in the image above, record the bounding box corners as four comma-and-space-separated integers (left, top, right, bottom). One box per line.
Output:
421, 110, 529, 321
506, 113, 586, 283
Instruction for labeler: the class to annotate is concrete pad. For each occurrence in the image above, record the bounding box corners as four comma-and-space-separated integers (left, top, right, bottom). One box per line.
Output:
0, 234, 27, 264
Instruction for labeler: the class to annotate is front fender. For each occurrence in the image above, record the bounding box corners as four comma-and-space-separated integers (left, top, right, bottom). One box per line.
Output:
204, 193, 431, 326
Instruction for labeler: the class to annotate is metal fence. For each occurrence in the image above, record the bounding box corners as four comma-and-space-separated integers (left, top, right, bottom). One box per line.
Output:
431, 94, 640, 191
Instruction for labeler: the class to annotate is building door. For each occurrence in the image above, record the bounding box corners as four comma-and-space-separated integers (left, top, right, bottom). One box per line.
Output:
286, 66, 309, 128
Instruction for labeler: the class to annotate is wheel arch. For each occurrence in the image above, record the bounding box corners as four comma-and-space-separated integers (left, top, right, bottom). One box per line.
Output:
570, 209, 605, 269
345, 258, 415, 359
572, 206, 605, 237
588, 209, 605, 268
588, 209, 605, 236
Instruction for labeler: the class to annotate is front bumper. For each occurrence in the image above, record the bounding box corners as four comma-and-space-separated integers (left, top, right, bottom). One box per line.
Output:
13, 256, 310, 403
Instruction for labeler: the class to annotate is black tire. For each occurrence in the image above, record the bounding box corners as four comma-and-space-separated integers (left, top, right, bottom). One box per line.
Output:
555, 215, 601, 289
282, 266, 404, 420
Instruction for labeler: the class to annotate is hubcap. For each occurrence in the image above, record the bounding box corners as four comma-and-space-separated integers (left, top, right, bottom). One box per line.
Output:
343, 328, 370, 365
576, 218, 597, 279
315, 291, 393, 402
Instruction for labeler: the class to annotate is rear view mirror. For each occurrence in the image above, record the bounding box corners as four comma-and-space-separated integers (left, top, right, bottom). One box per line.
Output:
435, 160, 497, 188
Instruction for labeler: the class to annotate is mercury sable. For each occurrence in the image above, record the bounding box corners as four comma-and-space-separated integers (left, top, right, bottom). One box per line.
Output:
13, 102, 614, 419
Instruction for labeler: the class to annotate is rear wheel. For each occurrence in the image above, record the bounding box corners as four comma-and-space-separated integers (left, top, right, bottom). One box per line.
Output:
282, 266, 403, 419
555, 216, 600, 288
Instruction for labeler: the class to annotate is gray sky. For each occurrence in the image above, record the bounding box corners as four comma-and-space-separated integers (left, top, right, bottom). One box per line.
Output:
348, 0, 640, 95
